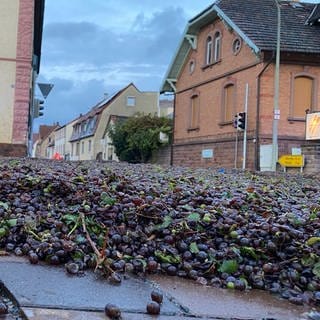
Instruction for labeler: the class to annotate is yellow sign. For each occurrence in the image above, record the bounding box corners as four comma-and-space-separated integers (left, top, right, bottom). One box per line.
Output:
278, 155, 304, 168
306, 112, 320, 140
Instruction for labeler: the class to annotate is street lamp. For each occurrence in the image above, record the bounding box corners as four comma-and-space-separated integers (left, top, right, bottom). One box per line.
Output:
271, 0, 281, 171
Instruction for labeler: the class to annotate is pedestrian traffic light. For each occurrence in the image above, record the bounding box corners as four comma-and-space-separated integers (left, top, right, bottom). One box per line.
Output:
33, 98, 44, 118
234, 112, 246, 131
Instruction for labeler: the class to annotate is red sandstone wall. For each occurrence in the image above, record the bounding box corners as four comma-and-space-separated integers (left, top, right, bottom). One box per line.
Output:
12, 0, 34, 146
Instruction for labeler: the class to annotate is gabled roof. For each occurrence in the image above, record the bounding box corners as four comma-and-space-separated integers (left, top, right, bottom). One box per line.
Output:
161, 0, 320, 93
218, 0, 317, 53
38, 124, 58, 140
75, 83, 137, 124
69, 83, 138, 142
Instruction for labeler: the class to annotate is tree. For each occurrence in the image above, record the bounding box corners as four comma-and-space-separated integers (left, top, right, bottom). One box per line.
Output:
108, 114, 172, 163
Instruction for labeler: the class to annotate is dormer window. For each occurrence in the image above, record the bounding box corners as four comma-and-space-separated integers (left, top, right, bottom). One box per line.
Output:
81, 122, 86, 134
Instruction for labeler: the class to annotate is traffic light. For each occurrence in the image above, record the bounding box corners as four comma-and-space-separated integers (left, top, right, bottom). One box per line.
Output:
233, 114, 238, 129
33, 98, 44, 118
234, 112, 246, 131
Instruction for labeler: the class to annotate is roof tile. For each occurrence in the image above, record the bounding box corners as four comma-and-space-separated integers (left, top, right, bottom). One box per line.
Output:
217, 0, 320, 53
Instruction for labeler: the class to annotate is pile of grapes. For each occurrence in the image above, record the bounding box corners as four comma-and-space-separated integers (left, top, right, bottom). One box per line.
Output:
0, 158, 319, 306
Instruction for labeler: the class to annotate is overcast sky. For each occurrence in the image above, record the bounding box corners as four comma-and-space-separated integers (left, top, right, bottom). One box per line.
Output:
34, 0, 215, 130
34, 0, 320, 130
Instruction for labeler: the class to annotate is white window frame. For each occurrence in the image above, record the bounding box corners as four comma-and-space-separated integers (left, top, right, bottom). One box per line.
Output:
214, 32, 221, 62
206, 36, 213, 65
127, 96, 136, 107
88, 140, 92, 152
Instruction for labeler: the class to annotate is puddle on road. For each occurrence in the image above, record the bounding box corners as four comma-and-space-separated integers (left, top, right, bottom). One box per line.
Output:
148, 275, 319, 320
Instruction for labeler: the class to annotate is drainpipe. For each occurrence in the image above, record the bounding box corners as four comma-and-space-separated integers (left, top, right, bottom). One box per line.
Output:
170, 93, 176, 166
255, 54, 274, 171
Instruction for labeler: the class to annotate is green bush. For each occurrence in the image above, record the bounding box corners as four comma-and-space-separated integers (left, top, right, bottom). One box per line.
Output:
108, 114, 172, 163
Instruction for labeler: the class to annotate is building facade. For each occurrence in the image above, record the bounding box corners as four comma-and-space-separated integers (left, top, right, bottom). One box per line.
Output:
0, 0, 45, 157
69, 83, 158, 161
53, 118, 78, 160
161, 0, 320, 170
33, 124, 58, 158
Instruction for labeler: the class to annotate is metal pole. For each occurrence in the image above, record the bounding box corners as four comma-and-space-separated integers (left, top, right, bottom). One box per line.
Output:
242, 83, 249, 170
234, 130, 238, 169
271, 0, 281, 171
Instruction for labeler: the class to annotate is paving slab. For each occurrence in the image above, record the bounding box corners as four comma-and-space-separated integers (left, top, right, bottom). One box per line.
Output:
22, 307, 206, 320
148, 275, 316, 320
0, 256, 181, 316
1, 256, 318, 320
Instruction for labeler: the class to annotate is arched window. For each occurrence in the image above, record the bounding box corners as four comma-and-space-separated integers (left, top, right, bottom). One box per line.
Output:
223, 84, 235, 122
190, 94, 200, 129
293, 75, 314, 118
189, 60, 195, 74
214, 31, 221, 62
206, 36, 213, 65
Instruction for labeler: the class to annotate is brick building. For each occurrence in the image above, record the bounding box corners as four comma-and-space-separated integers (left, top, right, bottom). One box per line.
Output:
0, 0, 45, 157
161, 0, 320, 170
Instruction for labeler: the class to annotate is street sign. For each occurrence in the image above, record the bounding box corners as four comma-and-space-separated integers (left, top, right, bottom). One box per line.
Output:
37, 83, 54, 99
278, 155, 304, 168
202, 149, 213, 159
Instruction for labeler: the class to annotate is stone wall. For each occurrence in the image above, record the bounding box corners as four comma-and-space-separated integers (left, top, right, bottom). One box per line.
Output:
0, 143, 27, 157
302, 143, 320, 173
173, 136, 256, 170
13, 0, 34, 145
151, 145, 171, 166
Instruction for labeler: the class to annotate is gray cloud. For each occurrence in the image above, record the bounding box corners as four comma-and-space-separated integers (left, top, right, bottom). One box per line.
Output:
42, 7, 186, 68
37, 2, 214, 128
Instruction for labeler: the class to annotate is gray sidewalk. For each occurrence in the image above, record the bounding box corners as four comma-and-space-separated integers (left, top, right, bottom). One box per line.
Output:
0, 256, 316, 320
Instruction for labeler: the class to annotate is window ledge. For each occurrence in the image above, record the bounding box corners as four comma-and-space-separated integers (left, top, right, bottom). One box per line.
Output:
201, 59, 221, 70
219, 120, 233, 127
187, 127, 200, 132
287, 117, 306, 122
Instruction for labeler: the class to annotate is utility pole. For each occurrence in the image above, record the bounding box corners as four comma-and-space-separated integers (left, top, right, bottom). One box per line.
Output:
242, 83, 249, 170
271, 0, 281, 171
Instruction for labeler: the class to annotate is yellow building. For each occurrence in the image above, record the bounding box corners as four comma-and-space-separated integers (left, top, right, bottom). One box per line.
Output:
69, 83, 158, 161
53, 118, 79, 160
0, 0, 45, 156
